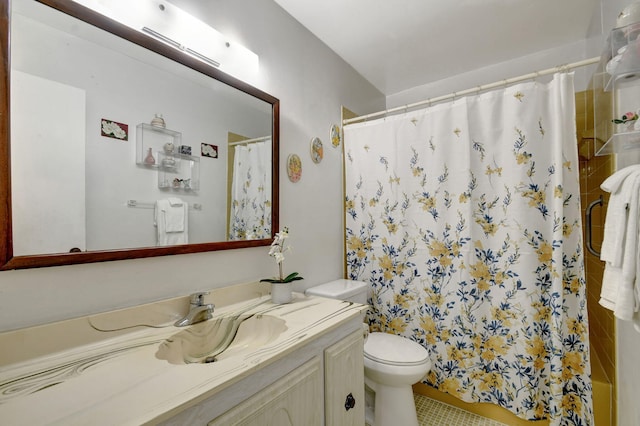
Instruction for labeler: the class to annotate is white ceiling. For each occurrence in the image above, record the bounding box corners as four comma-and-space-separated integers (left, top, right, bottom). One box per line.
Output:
274, 0, 599, 96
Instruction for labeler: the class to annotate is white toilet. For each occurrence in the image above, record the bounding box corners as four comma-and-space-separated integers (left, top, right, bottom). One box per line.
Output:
305, 279, 431, 426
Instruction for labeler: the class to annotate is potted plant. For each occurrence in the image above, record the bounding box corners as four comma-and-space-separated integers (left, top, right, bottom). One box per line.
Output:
260, 227, 303, 303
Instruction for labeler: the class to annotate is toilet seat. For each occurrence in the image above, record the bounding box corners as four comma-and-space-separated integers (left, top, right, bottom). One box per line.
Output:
364, 332, 429, 366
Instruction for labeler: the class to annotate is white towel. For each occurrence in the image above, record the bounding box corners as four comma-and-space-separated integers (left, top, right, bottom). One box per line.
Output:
600, 165, 640, 266
154, 199, 189, 246
168, 197, 183, 206
599, 172, 640, 320
161, 198, 185, 232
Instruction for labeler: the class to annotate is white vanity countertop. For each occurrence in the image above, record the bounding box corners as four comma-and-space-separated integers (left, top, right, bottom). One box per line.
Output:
0, 286, 367, 425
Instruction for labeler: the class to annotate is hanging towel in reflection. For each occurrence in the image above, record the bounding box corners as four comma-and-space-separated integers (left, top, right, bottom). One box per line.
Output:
154, 198, 188, 246
599, 166, 640, 320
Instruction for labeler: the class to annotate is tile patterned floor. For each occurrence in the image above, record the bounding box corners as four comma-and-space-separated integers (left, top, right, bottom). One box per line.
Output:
413, 394, 509, 426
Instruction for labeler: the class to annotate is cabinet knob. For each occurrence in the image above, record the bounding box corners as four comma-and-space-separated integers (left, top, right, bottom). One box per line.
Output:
344, 393, 356, 411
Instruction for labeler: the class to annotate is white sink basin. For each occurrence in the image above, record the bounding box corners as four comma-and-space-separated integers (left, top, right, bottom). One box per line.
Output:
156, 313, 287, 364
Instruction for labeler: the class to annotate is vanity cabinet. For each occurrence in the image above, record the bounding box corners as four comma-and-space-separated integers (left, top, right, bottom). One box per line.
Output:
324, 330, 365, 426
593, 23, 640, 155
161, 326, 365, 426
209, 358, 322, 426
0, 286, 368, 425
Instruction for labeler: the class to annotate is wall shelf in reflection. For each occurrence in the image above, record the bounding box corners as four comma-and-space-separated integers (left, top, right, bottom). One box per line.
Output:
136, 123, 182, 166
157, 151, 200, 192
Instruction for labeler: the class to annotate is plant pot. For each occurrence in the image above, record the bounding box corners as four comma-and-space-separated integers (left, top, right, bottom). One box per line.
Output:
271, 282, 293, 304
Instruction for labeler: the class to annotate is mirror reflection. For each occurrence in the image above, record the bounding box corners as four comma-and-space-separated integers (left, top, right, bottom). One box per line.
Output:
9, 0, 276, 260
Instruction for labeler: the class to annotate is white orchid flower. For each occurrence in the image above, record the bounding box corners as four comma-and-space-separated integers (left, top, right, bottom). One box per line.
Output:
261, 227, 303, 284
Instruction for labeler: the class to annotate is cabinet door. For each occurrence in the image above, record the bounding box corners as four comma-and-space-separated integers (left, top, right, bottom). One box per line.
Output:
208, 357, 322, 426
324, 330, 365, 426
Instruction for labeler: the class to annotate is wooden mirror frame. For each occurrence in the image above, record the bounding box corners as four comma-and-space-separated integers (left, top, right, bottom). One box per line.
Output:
0, 0, 279, 270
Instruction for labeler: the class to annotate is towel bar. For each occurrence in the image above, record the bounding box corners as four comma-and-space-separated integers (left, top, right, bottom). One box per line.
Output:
585, 196, 603, 257
127, 200, 202, 211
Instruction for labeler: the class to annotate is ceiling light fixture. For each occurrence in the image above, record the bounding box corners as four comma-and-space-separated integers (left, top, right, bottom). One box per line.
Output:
71, 0, 258, 81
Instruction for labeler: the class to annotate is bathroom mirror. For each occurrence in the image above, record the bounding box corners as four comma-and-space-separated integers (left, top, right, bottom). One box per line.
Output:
0, 0, 280, 270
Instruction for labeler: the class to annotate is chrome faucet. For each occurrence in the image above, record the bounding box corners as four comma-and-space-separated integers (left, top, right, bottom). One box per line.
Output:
174, 292, 215, 327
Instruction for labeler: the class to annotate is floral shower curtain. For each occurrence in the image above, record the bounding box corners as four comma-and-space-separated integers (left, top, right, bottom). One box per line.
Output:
228, 140, 271, 240
344, 73, 593, 425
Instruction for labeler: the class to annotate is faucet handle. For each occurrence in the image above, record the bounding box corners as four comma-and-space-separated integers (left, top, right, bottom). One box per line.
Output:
190, 292, 210, 306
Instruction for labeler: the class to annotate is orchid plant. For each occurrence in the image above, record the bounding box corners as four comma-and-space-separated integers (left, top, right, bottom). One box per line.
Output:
260, 227, 304, 284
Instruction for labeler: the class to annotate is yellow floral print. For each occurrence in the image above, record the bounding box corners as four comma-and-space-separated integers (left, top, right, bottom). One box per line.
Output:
440, 377, 462, 398
536, 242, 553, 263
418, 195, 436, 210
347, 235, 368, 259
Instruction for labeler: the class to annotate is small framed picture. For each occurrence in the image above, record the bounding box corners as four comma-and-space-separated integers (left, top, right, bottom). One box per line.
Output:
101, 118, 128, 140
201, 143, 218, 158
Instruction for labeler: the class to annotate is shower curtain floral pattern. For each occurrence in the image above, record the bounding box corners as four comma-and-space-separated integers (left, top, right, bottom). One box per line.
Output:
344, 74, 592, 425
229, 141, 272, 240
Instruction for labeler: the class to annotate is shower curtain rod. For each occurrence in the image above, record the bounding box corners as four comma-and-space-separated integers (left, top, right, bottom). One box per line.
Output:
343, 56, 600, 125
228, 135, 270, 146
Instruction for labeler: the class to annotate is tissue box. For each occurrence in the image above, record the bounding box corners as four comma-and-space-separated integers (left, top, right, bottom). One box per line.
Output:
178, 145, 192, 155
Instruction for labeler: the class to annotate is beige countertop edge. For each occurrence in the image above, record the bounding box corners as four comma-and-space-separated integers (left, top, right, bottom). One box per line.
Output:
0, 291, 368, 426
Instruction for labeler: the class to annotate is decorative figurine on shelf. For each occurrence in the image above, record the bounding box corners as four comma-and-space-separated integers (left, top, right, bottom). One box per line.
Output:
144, 147, 156, 165
163, 142, 175, 154
161, 156, 175, 168
613, 111, 639, 132
150, 113, 166, 128
183, 179, 191, 191
173, 178, 183, 189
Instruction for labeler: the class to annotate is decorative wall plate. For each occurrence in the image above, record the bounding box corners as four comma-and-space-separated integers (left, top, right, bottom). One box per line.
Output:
310, 137, 323, 164
330, 124, 341, 147
286, 154, 302, 183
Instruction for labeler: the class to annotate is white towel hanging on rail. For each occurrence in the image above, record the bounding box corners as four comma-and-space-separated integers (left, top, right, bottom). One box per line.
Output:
599, 166, 640, 321
154, 199, 188, 246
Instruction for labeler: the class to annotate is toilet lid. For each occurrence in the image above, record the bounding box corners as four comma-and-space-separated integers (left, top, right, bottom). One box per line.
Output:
364, 332, 429, 366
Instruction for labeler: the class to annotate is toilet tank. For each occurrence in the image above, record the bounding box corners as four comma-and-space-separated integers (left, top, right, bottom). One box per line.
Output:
305, 279, 368, 304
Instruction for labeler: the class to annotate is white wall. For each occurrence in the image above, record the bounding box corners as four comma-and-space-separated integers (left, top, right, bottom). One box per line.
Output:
387, 39, 597, 109
0, 0, 385, 332
11, 71, 86, 255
